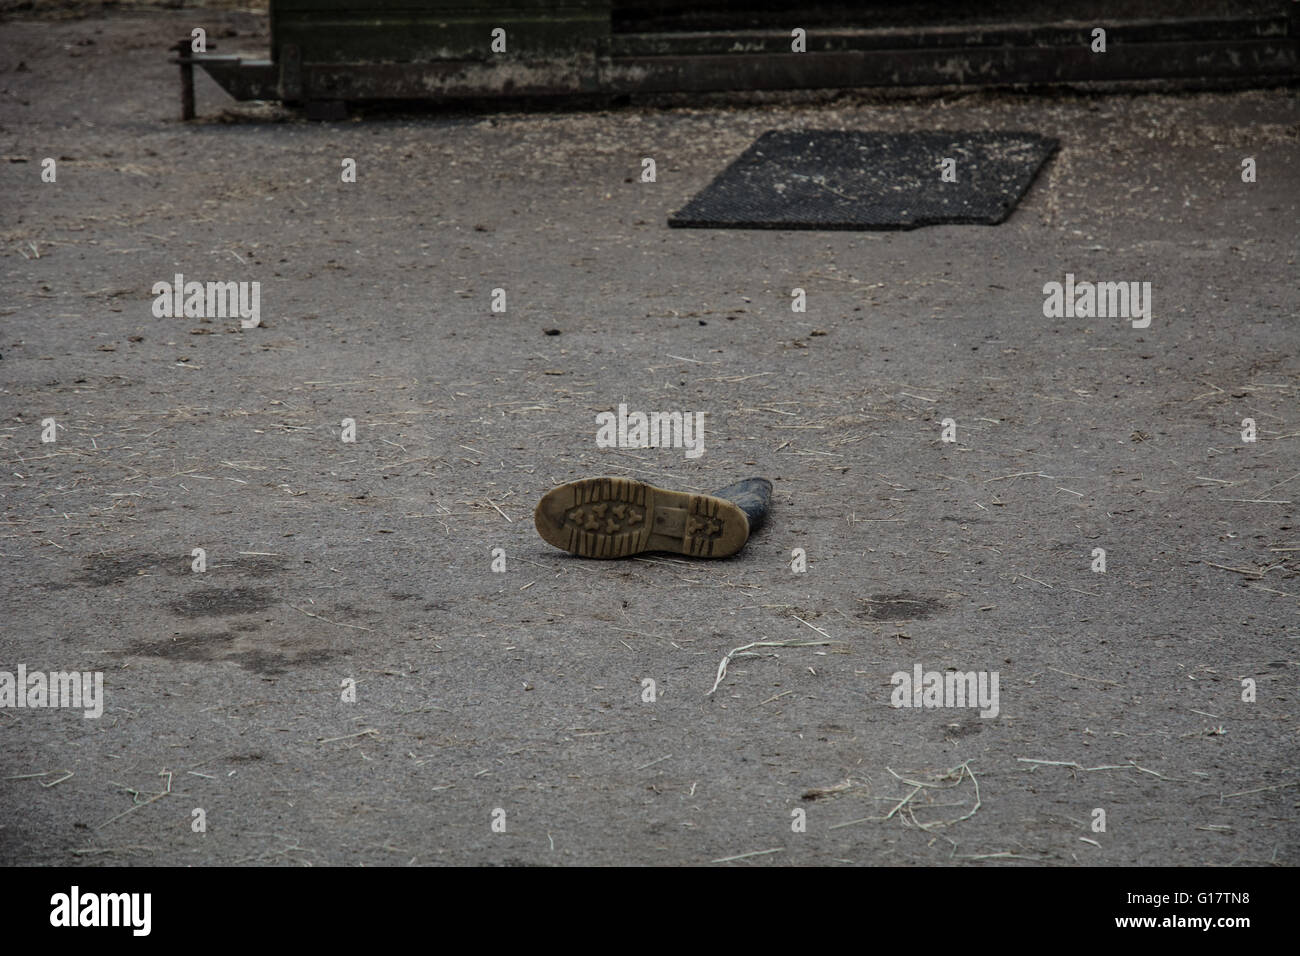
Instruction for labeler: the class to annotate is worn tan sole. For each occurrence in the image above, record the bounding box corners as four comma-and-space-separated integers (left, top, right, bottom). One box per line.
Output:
534, 477, 750, 559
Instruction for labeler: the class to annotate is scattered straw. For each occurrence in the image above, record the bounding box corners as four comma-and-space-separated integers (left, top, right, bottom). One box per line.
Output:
801, 779, 856, 801
1203, 561, 1271, 578
96, 770, 172, 830
711, 848, 784, 863
706, 638, 836, 696
792, 615, 833, 639
7, 769, 74, 787
318, 728, 379, 745
1018, 758, 1180, 780
953, 851, 1051, 863
1222, 780, 1298, 799
288, 604, 374, 632
830, 761, 981, 831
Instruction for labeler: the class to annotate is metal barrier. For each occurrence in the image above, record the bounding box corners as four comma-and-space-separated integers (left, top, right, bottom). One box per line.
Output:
175, 1, 1300, 117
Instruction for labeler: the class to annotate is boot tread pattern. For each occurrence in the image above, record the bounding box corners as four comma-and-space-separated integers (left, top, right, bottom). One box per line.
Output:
560, 478, 650, 558
685, 495, 727, 556
536, 477, 747, 560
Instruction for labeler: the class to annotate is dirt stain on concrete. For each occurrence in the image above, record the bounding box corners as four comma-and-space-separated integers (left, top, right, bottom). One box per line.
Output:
124, 629, 335, 675
169, 586, 277, 618
856, 592, 944, 621
74, 552, 171, 587
72, 551, 288, 588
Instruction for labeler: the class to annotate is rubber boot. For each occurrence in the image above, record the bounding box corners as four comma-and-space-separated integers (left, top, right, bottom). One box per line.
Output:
710, 477, 772, 533
534, 476, 772, 559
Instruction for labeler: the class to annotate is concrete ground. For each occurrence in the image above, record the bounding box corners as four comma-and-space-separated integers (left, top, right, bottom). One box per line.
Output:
0, 7, 1296, 866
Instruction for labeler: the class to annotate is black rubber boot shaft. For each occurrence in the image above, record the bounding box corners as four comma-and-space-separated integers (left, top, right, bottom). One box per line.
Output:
711, 477, 772, 532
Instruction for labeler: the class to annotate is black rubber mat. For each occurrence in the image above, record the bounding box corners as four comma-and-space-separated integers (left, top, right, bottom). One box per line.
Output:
668, 130, 1058, 230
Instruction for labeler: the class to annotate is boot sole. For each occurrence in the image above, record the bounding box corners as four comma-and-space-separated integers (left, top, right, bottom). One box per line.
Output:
534, 477, 750, 559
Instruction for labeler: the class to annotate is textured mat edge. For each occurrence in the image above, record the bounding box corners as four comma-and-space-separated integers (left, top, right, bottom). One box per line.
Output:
667, 130, 1060, 231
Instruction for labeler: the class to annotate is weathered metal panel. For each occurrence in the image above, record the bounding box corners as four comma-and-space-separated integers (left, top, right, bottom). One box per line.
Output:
303, 56, 602, 98
605, 41, 1299, 93
609, 18, 1295, 57
184, 2, 1299, 115
270, 1, 612, 63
